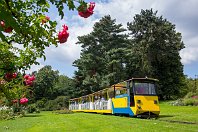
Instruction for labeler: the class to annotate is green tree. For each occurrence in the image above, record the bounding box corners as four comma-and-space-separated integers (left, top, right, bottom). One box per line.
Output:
33, 65, 59, 100
53, 75, 75, 98
73, 15, 128, 95
127, 9, 186, 99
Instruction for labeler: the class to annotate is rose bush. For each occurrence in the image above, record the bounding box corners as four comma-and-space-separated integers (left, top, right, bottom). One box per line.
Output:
0, 0, 95, 115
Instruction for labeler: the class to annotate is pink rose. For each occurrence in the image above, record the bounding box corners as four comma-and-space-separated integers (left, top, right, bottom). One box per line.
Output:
20, 98, 28, 104
58, 24, 69, 43
24, 74, 30, 79
24, 74, 35, 86
78, 2, 95, 18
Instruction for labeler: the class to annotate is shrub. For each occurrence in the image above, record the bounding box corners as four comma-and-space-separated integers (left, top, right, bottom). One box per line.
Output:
184, 92, 197, 99
0, 106, 25, 120
35, 100, 45, 109
170, 99, 184, 106
12, 106, 21, 113
0, 108, 14, 120
54, 96, 69, 108
53, 109, 73, 114
38, 96, 69, 111
0, 97, 7, 106
32, 96, 70, 111
0, 105, 9, 111
44, 100, 61, 111
27, 104, 40, 113
192, 95, 198, 99
183, 98, 198, 106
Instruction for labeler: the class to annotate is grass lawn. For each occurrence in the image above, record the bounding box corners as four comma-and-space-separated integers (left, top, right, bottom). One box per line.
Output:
0, 103, 198, 132
159, 102, 198, 123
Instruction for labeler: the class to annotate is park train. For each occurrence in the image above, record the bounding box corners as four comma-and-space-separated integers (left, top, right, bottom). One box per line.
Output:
69, 77, 160, 118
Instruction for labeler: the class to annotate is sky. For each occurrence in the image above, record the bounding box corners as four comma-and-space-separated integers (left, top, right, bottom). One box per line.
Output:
28, 0, 198, 79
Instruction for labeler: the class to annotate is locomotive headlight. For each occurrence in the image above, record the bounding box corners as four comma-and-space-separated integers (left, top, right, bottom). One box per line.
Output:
137, 100, 141, 104
154, 100, 158, 104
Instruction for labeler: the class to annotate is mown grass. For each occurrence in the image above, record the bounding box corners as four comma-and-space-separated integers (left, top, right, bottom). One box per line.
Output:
0, 103, 197, 132
159, 101, 198, 123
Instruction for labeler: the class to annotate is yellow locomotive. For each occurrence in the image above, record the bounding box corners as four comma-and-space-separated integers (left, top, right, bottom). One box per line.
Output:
69, 77, 160, 118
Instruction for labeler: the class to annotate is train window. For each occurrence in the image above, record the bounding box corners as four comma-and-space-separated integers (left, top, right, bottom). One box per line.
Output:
121, 88, 127, 94
116, 90, 120, 95
115, 88, 127, 96
102, 91, 108, 100
108, 91, 114, 98
149, 83, 156, 95
134, 81, 157, 95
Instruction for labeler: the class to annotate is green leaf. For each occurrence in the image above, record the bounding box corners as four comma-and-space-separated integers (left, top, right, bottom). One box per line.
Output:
67, 0, 75, 10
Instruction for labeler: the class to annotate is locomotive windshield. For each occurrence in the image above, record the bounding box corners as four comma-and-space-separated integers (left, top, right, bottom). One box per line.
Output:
134, 81, 157, 95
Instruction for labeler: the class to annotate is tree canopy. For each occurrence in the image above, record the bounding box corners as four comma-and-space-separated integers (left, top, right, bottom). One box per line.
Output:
32, 65, 75, 101
73, 15, 129, 95
127, 9, 186, 99
33, 65, 59, 100
73, 9, 186, 99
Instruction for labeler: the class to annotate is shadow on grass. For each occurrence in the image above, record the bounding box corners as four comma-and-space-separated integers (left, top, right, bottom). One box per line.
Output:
24, 114, 42, 117
158, 115, 198, 125
158, 115, 174, 118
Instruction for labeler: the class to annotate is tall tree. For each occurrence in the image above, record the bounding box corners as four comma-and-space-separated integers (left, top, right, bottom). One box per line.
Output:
73, 15, 128, 95
127, 9, 186, 99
